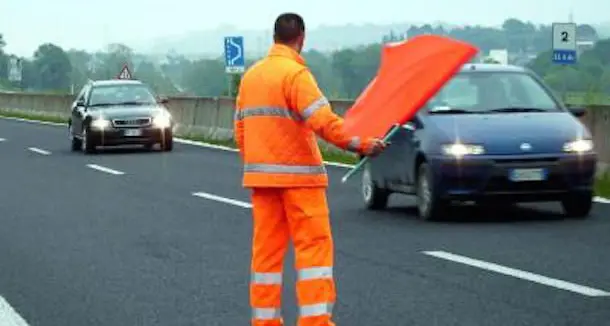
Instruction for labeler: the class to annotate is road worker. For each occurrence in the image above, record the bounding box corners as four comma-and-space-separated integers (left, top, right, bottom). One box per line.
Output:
233, 12, 386, 326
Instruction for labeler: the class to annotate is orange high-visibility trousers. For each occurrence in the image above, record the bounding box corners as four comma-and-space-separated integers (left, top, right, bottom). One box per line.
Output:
249, 187, 336, 326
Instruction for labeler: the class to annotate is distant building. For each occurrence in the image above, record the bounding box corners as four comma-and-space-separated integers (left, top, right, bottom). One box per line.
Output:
576, 40, 595, 54
488, 49, 509, 65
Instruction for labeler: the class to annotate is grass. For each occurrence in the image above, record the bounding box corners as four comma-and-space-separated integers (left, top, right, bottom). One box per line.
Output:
1, 108, 608, 198
564, 92, 610, 106
595, 172, 610, 198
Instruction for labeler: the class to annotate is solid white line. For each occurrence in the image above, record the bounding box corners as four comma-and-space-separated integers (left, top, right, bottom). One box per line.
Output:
593, 196, 610, 204
173, 138, 354, 168
0, 296, 30, 326
3, 115, 610, 203
27, 147, 51, 155
0, 138, 5, 142
0, 115, 66, 126
192, 191, 252, 208
423, 250, 610, 297
86, 164, 125, 175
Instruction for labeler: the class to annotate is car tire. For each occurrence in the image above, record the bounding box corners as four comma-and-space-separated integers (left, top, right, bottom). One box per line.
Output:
561, 191, 593, 218
161, 133, 173, 152
81, 126, 96, 154
415, 162, 447, 221
361, 162, 389, 210
69, 124, 82, 151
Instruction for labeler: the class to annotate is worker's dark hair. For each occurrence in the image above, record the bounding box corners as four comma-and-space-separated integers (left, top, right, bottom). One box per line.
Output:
273, 13, 305, 44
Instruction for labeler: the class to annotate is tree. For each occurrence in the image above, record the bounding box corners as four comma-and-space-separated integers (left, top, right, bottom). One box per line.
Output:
32, 43, 72, 91
1, 18, 608, 102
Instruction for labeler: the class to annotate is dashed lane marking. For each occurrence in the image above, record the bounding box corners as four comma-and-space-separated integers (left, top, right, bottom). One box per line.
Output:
423, 250, 610, 297
86, 164, 125, 175
2, 116, 610, 204
27, 147, 51, 155
192, 191, 252, 208
0, 296, 30, 326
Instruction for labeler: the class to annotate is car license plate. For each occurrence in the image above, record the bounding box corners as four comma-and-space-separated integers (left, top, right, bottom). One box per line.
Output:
508, 168, 547, 182
124, 129, 142, 137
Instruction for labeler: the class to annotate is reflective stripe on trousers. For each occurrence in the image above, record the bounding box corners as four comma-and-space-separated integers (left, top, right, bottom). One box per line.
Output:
297, 266, 335, 318
234, 96, 361, 153
250, 271, 283, 322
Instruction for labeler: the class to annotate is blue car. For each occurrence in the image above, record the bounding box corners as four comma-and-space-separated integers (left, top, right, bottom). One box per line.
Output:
360, 63, 597, 220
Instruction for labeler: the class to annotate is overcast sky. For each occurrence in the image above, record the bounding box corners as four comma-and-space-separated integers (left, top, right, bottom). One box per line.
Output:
0, 0, 607, 56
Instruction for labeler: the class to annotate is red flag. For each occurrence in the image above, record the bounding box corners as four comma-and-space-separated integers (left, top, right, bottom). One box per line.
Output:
342, 35, 479, 139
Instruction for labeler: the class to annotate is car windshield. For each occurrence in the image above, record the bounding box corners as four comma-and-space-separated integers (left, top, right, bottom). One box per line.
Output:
422, 71, 561, 114
88, 84, 157, 107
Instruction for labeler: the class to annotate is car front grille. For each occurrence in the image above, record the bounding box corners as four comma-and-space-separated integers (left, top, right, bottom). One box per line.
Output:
111, 117, 152, 127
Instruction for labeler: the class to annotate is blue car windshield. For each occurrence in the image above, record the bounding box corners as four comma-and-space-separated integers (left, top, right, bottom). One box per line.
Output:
423, 71, 561, 114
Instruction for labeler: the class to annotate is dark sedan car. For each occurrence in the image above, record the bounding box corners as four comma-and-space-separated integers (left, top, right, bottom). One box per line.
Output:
361, 63, 597, 220
68, 79, 174, 153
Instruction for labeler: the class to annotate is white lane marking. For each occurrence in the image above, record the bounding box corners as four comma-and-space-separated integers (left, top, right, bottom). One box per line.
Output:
173, 138, 354, 168
423, 250, 610, 297
192, 191, 252, 208
0, 115, 65, 126
86, 164, 125, 175
0, 138, 6, 142
0, 296, 30, 326
593, 196, 610, 204
27, 147, 51, 155
3, 115, 610, 203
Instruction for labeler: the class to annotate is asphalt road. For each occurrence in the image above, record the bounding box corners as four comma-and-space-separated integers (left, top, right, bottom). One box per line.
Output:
1, 117, 609, 326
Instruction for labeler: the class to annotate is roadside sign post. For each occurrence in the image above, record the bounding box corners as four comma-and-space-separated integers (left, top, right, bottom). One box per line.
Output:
551, 22, 577, 100
8, 57, 23, 89
552, 22, 577, 64
117, 64, 133, 79
224, 36, 245, 97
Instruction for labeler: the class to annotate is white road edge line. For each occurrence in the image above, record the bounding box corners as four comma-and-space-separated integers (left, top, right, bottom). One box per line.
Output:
423, 250, 610, 297
0, 295, 30, 326
2, 115, 609, 204
86, 164, 125, 175
0, 138, 6, 142
192, 192, 252, 208
27, 147, 51, 155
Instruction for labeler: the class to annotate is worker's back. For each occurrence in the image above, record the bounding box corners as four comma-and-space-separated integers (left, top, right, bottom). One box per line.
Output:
235, 44, 327, 188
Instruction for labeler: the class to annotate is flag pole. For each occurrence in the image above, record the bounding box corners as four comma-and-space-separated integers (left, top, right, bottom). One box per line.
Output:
341, 123, 402, 183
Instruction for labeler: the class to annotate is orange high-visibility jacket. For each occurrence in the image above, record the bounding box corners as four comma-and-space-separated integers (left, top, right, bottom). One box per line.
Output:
234, 44, 369, 188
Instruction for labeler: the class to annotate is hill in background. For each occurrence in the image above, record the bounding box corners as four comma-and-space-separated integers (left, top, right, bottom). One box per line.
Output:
132, 22, 457, 58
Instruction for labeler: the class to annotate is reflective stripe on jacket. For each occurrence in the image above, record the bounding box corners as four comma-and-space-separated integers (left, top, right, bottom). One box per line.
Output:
234, 44, 366, 188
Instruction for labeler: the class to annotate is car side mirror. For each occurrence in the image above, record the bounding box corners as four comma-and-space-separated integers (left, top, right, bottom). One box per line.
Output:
75, 98, 85, 107
568, 107, 586, 117
158, 96, 169, 104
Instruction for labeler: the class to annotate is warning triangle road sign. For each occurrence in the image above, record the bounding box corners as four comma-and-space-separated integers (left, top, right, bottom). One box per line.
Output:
117, 65, 132, 79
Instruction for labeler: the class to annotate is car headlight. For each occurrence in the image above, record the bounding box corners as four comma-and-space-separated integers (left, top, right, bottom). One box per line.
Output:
90, 118, 110, 129
441, 143, 485, 157
152, 114, 171, 128
563, 139, 593, 153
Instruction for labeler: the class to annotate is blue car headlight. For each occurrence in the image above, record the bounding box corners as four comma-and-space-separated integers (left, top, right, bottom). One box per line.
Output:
441, 143, 485, 157
90, 117, 110, 129
563, 139, 593, 153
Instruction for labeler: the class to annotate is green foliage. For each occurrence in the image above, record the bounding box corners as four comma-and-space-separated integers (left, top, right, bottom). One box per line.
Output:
528, 38, 610, 104
0, 18, 609, 104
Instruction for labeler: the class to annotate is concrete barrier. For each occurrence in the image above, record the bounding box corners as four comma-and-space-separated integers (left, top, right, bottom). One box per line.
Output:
0, 91, 609, 170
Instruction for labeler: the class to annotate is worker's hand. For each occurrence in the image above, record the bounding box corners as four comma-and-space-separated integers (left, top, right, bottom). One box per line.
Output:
362, 138, 387, 157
